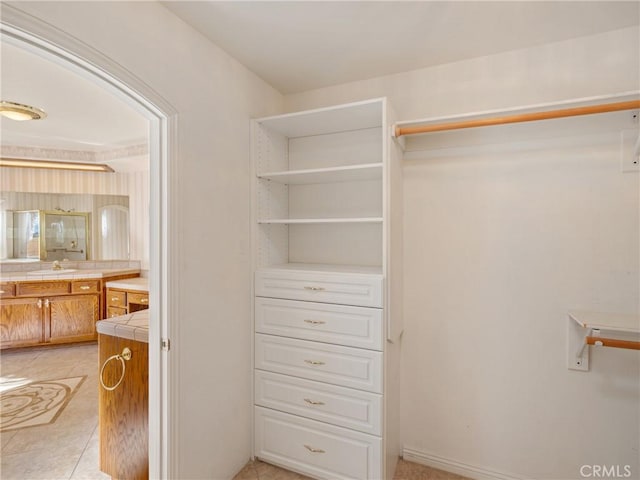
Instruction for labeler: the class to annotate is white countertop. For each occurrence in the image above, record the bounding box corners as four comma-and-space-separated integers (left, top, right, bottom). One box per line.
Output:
96, 309, 149, 343
106, 277, 149, 291
0, 268, 140, 282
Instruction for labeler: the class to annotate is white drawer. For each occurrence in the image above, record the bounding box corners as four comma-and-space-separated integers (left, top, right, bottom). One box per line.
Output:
255, 406, 381, 480
255, 269, 383, 307
255, 370, 382, 435
255, 297, 383, 350
255, 334, 382, 393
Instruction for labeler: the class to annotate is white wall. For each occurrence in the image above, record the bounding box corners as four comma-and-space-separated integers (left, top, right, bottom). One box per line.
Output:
284, 27, 640, 480
3, 2, 283, 479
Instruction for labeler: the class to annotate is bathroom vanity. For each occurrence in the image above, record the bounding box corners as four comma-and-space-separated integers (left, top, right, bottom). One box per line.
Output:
0, 265, 140, 349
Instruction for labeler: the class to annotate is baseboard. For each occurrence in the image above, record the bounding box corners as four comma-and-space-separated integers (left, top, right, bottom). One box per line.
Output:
402, 447, 525, 480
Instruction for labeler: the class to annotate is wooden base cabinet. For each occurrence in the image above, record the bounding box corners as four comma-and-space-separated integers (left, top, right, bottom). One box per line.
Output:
0, 279, 104, 349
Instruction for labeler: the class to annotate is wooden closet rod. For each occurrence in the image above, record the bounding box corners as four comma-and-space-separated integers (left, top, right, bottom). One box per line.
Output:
586, 336, 640, 351
395, 100, 640, 137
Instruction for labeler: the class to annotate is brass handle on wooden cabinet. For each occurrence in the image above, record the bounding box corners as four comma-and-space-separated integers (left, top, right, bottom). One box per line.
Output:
0, 290, 4, 294
304, 319, 326, 325
80, 285, 90, 290
111, 297, 119, 302
140, 298, 148, 303
304, 286, 325, 291
303, 445, 325, 454
303, 398, 325, 406
304, 360, 325, 366
99, 347, 132, 391
37, 299, 42, 308
44, 299, 50, 308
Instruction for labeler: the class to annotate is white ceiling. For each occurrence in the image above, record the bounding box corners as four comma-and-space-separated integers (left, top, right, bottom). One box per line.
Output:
1, 1, 638, 163
163, 1, 640, 94
0, 42, 148, 158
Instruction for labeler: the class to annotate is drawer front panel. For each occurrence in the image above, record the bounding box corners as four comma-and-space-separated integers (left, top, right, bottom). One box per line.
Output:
107, 306, 127, 318
71, 280, 100, 294
255, 270, 382, 307
0, 283, 16, 298
255, 371, 382, 435
255, 334, 382, 393
17, 281, 70, 296
107, 290, 126, 307
255, 297, 383, 350
255, 406, 381, 480
127, 292, 149, 306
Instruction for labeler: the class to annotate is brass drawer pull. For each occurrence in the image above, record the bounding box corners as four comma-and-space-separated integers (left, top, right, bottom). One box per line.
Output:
304, 319, 326, 325
304, 360, 325, 366
111, 297, 120, 302
303, 286, 325, 291
304, 445, 325, 454
303, 398, 325, 406
37, 299, 42, 308
80, 285, 91, 290
44, 299, 50, 308
140, 298, 148, 303
0, 290, 4, 294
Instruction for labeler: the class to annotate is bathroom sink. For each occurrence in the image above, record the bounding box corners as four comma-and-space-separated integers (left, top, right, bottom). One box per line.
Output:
27, 269, 77, 275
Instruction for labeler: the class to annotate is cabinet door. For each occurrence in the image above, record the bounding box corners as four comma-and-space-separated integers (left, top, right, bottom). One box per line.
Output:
0, 297, 44, 348
48, 294, 100, 343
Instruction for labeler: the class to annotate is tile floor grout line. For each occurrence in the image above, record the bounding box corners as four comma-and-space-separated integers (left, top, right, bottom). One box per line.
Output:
68, 423, 98, 480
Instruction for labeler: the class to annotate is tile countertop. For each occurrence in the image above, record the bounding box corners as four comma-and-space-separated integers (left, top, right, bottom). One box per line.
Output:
105, 277, 149, 291
0, 268, 140, 282
96, 309, 149, 343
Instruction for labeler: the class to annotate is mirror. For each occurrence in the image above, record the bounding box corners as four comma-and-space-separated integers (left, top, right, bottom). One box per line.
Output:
1, 192, 129, 262
12, 210, 90, 261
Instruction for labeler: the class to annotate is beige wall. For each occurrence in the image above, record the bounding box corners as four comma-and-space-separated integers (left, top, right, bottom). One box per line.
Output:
284, 27, 640, 480
4, 2, 284, 478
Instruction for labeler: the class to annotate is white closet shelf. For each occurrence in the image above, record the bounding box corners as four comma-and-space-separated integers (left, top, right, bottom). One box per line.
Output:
258, 163, 383, 185
258, 262, 383, 276
255, 98, 383, 138
567, 310, 640, 371
258, 217, 383, 225
568, 310, 640, 333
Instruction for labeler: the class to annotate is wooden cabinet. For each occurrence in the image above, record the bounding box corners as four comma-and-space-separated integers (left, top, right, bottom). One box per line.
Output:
105, 287, 149, 318
48, 294, 100, 343
251, 99, 403, 479
0, 278, 102, 349
0, 297, 44, 348
98, 333, 148, 480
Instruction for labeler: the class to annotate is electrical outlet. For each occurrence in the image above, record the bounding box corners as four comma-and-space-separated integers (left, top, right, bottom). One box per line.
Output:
621, 128, 640, 173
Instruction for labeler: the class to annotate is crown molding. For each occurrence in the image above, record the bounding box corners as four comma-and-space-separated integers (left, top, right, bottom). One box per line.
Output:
0, 143, 148, 162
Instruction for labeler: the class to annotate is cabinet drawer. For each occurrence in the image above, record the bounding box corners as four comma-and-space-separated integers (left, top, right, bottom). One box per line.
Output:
255, 269, 383, 307
107, 290, 126, 307
256, 297, 383, 350
107, 306, 127, 318
0, 283, 16, 298
17, 281, 69, 296
127, 292, 149, 306
255, 371, 382, 435
255, 334, 382, 393
255, 406, 381, 480
72, 280, 100, 294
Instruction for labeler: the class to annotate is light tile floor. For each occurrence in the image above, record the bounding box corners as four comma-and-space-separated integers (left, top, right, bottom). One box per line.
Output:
233, 459, 471, 480
1, 344, 469, 480
0, 343, 109, 480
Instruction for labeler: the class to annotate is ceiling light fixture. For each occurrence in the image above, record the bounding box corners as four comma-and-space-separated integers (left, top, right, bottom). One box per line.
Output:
0, 101, 47, 121
0, 158, 114, 173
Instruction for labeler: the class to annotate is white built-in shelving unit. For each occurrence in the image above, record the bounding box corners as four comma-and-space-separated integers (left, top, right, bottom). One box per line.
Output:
251, 98, 403, 479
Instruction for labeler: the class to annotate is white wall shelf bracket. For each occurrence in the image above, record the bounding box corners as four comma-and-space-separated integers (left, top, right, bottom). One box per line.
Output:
567, 311, 640, 371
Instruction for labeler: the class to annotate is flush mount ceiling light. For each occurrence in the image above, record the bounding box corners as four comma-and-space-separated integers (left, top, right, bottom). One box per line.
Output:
0, 158, 114, 173
0, 101, 47, 121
